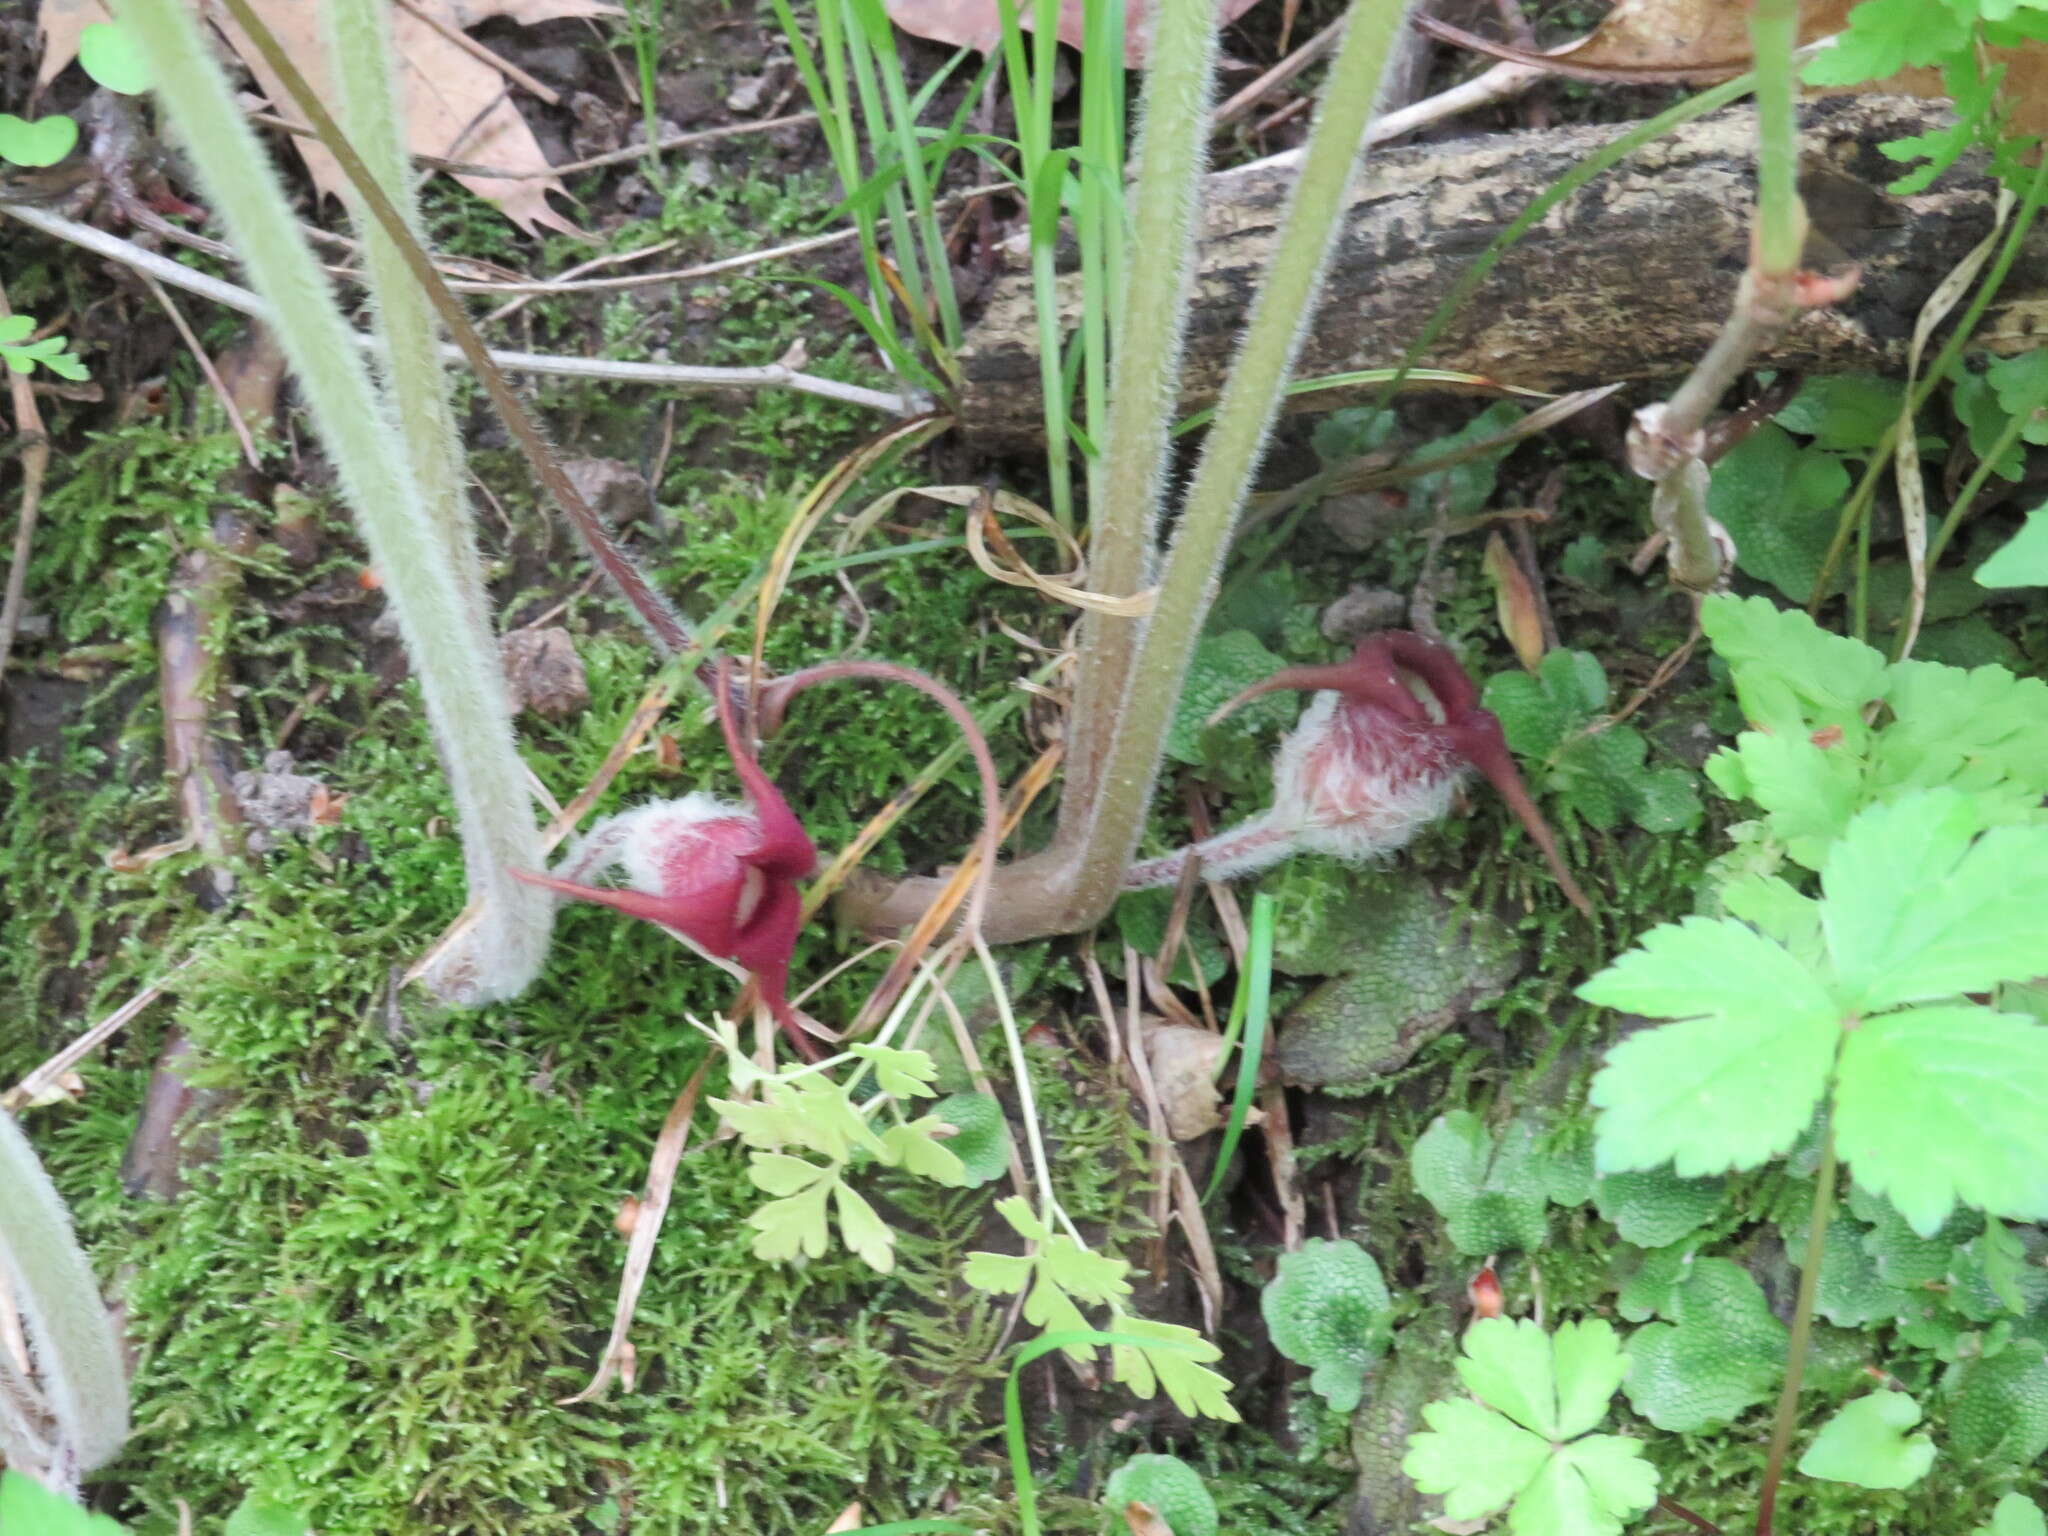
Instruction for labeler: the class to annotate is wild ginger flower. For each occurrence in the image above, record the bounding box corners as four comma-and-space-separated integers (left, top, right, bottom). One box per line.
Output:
1125, 631, 1592, 916
515, 669, 822, 1058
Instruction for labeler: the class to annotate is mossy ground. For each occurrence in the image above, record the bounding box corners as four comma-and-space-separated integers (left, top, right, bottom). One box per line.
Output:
10, 7, 2048, 1534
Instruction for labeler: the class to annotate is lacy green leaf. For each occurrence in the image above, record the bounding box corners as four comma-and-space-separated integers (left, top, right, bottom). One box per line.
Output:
847, 1043, 940, 1098
832, 1182, 895, 1272
1513, 1436, 1658, 1536
1403, 1397, 1551, 1520
1835, 1005, 2048, 1235
1797, 1391, 1936, 1489
1699, 594, 1888, 735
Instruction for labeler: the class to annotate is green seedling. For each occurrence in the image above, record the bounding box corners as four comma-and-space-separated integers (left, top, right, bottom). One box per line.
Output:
0, 114, 79, 168
1101, 1455, 1215, 1536
1796, 1391, 1936, 1490
1259, 1238, 1393, 1412
0, 20, 147, 167
1976, 1496, 2048, 1536
0, 313, 88, 380
1403, 1317, 1658, 1536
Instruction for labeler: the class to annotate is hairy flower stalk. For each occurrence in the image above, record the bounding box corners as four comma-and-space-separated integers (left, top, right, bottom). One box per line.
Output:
1124, 632, 1592, 917
115, 0, 551, 999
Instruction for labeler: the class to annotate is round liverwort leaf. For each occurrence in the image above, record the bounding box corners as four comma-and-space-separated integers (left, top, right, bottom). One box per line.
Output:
1102, 1454, 1216, 1536
0, 112, 79, 168
1594, 1167, 1726, 1249
1623, 1259, 1784, 1432
1259, 1238, 1392, 1411
1411, 1111, 1552, 1255
1949, 1346, 2048, 1467
78, 21, 150, 94
931, 1092, 1009, 1187
1797, 1390, 1935, 1489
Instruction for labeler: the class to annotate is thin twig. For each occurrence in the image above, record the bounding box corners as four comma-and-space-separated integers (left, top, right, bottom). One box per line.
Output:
139, 272, 263, 470
0, 203, 915, 414
0, 276, 49, 697
3, 958, 194, 1112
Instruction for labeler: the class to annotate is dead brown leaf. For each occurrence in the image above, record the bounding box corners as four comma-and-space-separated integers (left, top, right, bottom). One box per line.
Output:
1121, 1502, 1176, 1536
1142, 1021, 1226, 1141
37, 0, 614, 232
883, 0, 1261, 70
1483, 529, 1545, 671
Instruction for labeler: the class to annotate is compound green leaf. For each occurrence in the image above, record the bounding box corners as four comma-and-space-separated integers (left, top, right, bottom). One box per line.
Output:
1455, 1316, 1560, 1436
1403, 1397, 1551, 1520
1797, 1391, 1935, 1489
1975, 1494, 2048, 1536
1512, 1436, 1658, 1536
1822, 792, 2048, 1010
1699, 594, 1887, 735
747, 1151, 830, 1198
1037, 1234, 1132, 1305
1624, 1259, 1784, 1431
748, 1180, 832, 1264
1551, 1319, 1631, 1440
1835, 1005, 2048, 1235
847, 1043, 940, 1098
1712, 730, 1866, 867
1259, 1238, 1393, 1411
1799, 0, 1972, 84
1878, 660, 2048, 800
1583, 919, 1840, 1175
1109, 1316, 1241, 1423
961, 1251, 1031, 1294
878, 1118, 968, 1186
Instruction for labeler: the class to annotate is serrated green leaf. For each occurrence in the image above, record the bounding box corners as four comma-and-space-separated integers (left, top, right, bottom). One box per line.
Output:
1584, 918, 1840, 1175
1700, 594, 1888, 735
1835, 1004, 2048, 1235
1720, 875, 1822, 954
1109, 1316, 1240, 1422
1513, 1436, 1658, 1536
1800, 0, 1972, 84
1550, 1319, 1631, 1440
1403, 1397, 1552, 1519
931, 1092, 1010, 1186
1713, 730, 1866, 867
748, 1180, 832, 1263
711, 1094, 805, 1152
1456, 1317, 1564, 1437
1624, 1259, 1785, 1431
848, 1043, 940, 1098
1797, 1391, 1935, 1488
961, 1250, 1033, 1294
1878, 659, 2048, 801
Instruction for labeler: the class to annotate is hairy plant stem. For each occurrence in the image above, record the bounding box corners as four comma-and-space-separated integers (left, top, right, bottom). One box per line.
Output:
210, 0, 693, 659
115, 0, 552, 998
0, 1111, 128, 1487
1057, 0, 1217, 835
1628, 0, 1817, 593
1064, 0, 1415, 926
1756, 1122, 1837, 1536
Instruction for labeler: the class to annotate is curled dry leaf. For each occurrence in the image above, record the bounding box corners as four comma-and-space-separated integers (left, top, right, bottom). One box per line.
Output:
37, 0, 615, 232
501, 625, 591, 720
1483, 530, 1546, 672
882, 0, 1261, 69
1121, 1504, 1176, 1536
1143, 1020, 1228, 1141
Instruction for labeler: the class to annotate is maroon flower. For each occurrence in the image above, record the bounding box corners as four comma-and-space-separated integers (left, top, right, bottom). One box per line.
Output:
1125, 630, 1592, 916
515, 667, 822, 1057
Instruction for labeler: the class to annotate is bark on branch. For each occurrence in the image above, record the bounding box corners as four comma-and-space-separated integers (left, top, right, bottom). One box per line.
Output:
956, 98, 2045, 451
